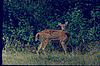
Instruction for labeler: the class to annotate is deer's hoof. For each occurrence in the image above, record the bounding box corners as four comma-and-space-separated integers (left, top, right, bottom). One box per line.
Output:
36, 51, 39, 55
64, 51, 67, 54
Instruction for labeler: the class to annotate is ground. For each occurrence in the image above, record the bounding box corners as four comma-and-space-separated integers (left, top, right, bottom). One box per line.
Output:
2, 49, 100, 65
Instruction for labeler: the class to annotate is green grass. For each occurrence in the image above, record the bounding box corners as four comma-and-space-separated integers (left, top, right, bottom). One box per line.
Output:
2, 49, 100, 65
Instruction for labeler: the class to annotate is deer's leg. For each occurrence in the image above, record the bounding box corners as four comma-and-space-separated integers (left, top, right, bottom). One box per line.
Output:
60, 41, 66, 53
36, 41, 43, 55
41, 39, 48, 55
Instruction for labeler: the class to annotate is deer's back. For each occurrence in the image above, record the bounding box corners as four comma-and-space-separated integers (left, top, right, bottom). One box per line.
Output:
39, 29, 67, 40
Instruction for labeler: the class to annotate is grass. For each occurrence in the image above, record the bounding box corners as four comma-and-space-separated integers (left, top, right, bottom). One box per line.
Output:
2, 48, 100, 65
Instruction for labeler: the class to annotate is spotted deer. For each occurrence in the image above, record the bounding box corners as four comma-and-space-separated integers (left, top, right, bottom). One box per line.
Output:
35, 22, 69, 54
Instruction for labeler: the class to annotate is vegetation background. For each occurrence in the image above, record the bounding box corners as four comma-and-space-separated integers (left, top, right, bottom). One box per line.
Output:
2, 0, 100, 65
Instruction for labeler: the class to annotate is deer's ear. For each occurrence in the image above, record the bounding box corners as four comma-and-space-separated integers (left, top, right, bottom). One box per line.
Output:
58, 22, 61, 25
65, 22, 68, 25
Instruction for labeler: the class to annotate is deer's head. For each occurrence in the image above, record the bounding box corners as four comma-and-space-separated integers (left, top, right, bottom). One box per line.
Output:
57, 22, 68, 31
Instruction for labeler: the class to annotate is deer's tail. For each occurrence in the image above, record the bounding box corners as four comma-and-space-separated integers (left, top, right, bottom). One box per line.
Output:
35, 33, 40, 41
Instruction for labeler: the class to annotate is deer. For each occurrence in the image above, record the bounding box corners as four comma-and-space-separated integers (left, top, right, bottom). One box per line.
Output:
35, 22, 69, 54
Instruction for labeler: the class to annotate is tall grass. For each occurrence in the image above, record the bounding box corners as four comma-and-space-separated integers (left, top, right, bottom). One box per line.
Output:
2, 48, 100, 65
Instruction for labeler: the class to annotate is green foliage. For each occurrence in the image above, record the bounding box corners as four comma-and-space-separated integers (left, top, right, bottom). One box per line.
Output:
3, 0, 100, 53
65, 7, 83, 46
